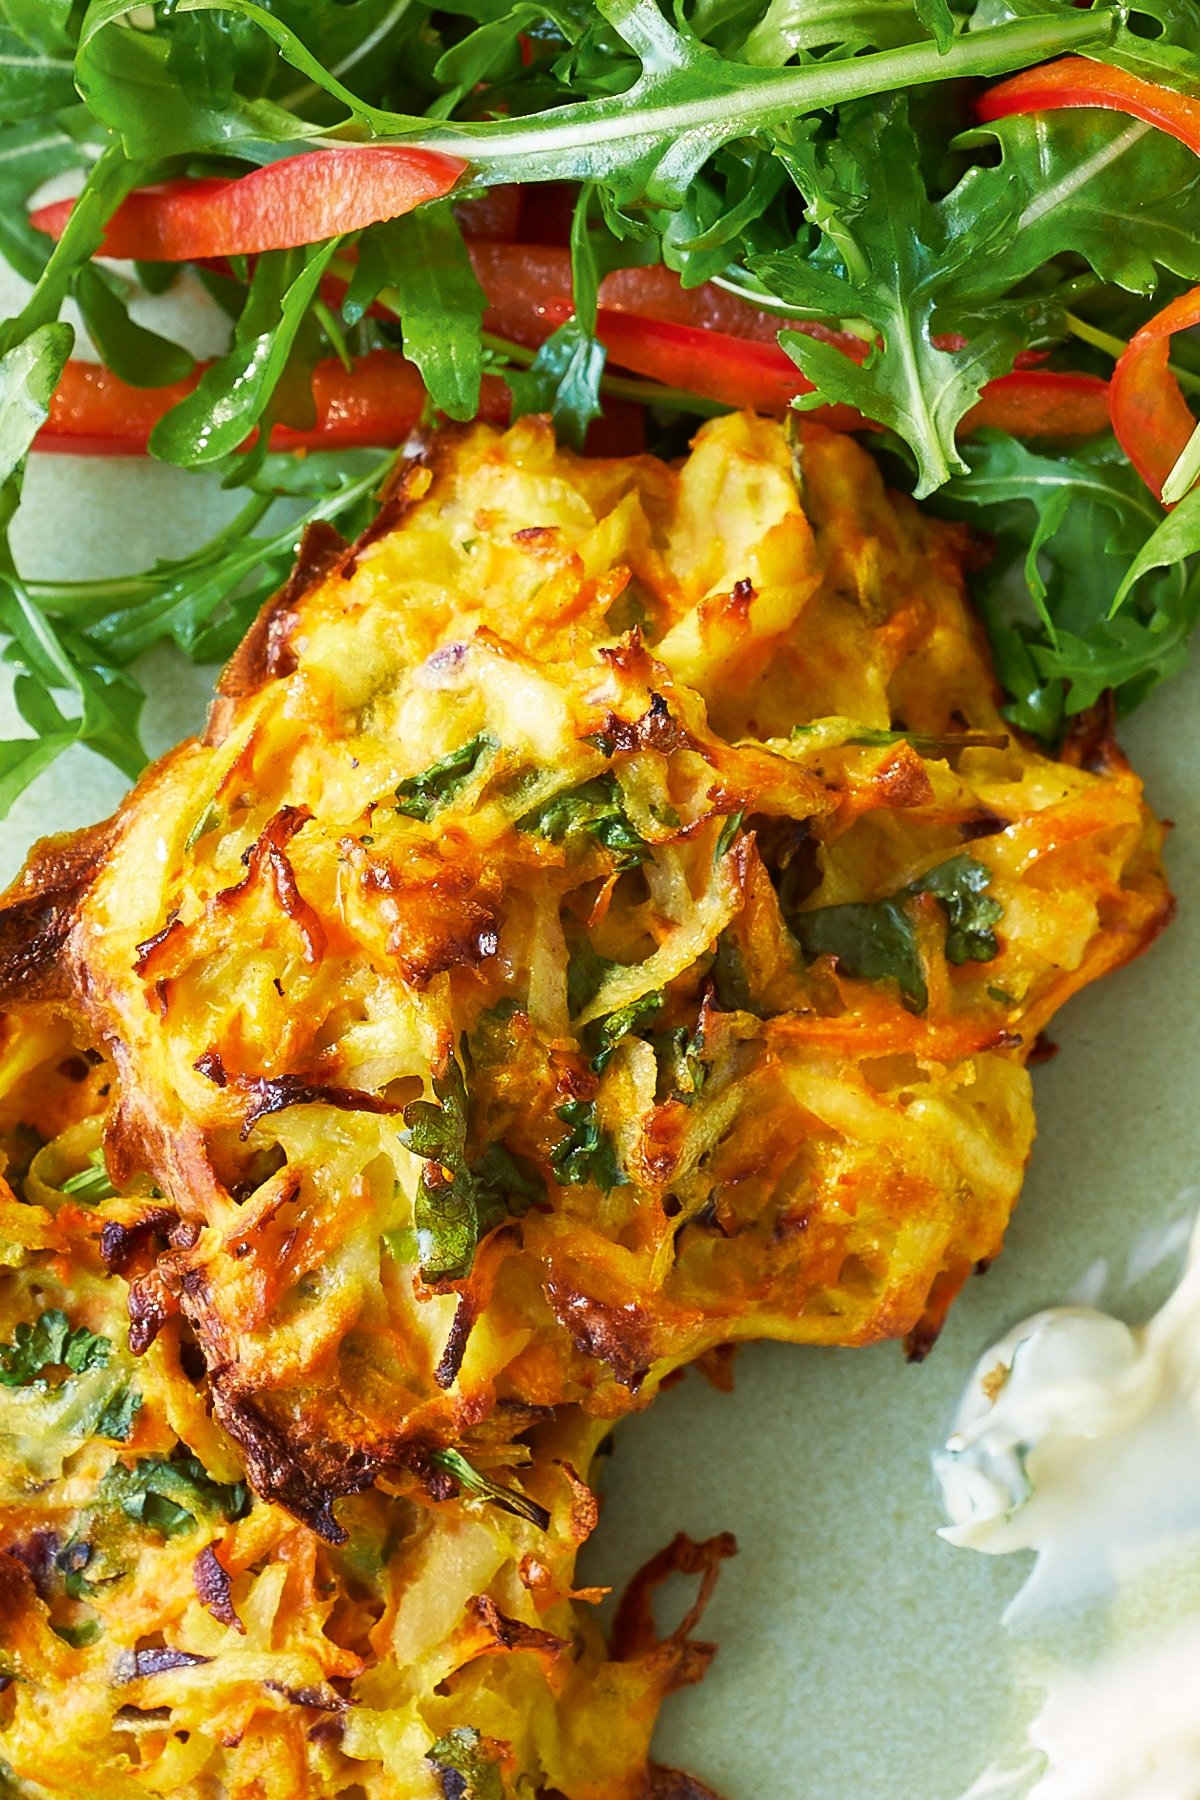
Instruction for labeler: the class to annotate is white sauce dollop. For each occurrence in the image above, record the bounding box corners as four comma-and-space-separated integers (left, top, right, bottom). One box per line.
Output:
938, 1212, 1200, 1797
935, 1215, 1200, 1625
956, 1618, 1200, 1800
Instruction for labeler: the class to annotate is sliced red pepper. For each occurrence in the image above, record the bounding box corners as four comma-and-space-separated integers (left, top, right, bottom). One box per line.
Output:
32, 354, 654, 457
1109, 285, 1200, 501
589, 307, 1108, 437
468, 242, 846, 350
453, 184, 523, 241
35, 352, 509, 455
977, 57, 1200, 155
29, 146, 467, 260
964, 368, 1111, 438
590, 309, 870, 429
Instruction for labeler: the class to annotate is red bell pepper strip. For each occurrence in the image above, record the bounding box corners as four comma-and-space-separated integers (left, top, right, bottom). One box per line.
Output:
588, 307, 1109, 437
29, 146, 467, 260
35, 352, 509, 455
1109, 285, 1200, 501
589, 309, 869, 428
453, 183, 523, 241
963, 368, 1110, 437
468, 242, 841, 350
977, 57, 1200, 155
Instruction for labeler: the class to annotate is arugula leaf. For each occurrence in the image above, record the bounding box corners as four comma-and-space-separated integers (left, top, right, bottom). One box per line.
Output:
0, 319, 71, 503
505, 318, 606, 452
1, 140, 145, 350
789, 853, 1001, 1011
0, 1310, 112, 1386
0, 113, 94, 286
149, 241, 340, 468
0, 1, 74, 52
427, 1727, 505, 1800
550, 1098, 624, 1190
77, 0, 1110, 188
72, 264, 196, 390
76, 1, 318, 160
912, 0, 955, 52
519, 774, 646, 867
430, 1446, 551, 1529
100, 1454, 249, 1538
505, 186, 606, 448
738, 0, 932, 62
756, 97, 1032, 495
395, 731, 497, 821
353, 204, 486, 421
0, 23, 75, 123
949, 112, 1200, 300
935, 432, 1194, 733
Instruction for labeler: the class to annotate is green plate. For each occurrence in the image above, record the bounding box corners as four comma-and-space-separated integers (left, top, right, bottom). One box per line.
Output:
5, 433, 1196, 1800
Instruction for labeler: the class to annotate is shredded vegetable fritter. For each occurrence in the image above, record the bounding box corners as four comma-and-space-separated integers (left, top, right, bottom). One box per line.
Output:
0, 412, 1170, 1796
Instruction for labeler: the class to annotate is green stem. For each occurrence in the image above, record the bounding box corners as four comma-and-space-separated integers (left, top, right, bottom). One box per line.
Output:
399, 10, 1111, 176
1066, 312, 1200, 399
1162, 418, 1200, 507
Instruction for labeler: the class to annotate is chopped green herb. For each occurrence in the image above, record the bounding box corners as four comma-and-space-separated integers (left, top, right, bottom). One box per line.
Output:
654, 1021, 709, 1105
427, 1727, 505, 1800
519, 776, 646, 870
914, 854, 1004, 966
402, 1055, 544, 1283
183, 799, 221, 852
100, 1455, 249, 1539
564, 922, 621, 1019
395, 732, 497, 822
585, 990, 666, 1073
792, 725, 1009, 753
60, 1148, 115, 1202
550, 1099, 624, 1192
0, 1311, 111, 1387
92, 1385, 142, 1444
429, 1446, 550, 1531
713, 810, 744, 864
711, 929, 754, 1015
50, 1618, 102, 1649
789, 854, 1002, 1013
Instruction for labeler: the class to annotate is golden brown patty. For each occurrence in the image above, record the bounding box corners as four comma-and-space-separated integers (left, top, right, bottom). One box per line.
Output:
0, 412, 1169, 1798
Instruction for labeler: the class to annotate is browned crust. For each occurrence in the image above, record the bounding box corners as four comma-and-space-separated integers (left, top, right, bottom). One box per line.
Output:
193, 1542, 244, 1633
643, 1770, 726, 1800
0, 817, 115, 1005
205, 520, 348, 745
207, 1376, 378, 1544
612, 1530, 737, 1692
1060, 691, 1124, 775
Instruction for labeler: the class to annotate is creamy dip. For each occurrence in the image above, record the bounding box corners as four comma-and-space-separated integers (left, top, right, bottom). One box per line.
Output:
938, 1211, 1200, 1796
936, 1215, 1200, 1625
